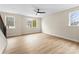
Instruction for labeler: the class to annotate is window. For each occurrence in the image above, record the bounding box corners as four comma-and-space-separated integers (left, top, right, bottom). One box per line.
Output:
69, 11, 79, 26
32, 20, 36, 28
26, 18, 37, 28
5, 16, 15, 29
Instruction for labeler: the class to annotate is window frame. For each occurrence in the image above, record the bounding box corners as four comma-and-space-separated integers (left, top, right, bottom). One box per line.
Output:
69, 11, 79, 26
26, 18, 37, 28
5, 16, 15, 29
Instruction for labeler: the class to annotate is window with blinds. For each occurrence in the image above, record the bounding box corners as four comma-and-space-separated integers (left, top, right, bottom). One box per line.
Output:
5, 16, 15, 29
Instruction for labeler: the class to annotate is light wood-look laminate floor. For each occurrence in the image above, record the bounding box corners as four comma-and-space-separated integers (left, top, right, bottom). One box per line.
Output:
5, 33, 79, 54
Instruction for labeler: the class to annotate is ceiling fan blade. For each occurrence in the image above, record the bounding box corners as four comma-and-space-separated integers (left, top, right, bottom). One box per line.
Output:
38, 12, 46, 13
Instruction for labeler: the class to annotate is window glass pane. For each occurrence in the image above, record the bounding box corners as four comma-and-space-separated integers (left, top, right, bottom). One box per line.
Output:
6, 16, 15, 28
69, 11, 79, 26
32, 20, 36, 28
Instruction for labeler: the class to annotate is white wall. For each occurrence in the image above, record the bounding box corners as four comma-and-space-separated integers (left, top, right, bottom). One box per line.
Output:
0, 29, 7, 53
1, 12, 41, 37
42, 6, 79, 42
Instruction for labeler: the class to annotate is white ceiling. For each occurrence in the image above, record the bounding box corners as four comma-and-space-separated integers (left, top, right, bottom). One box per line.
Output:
0, 4, 79, 17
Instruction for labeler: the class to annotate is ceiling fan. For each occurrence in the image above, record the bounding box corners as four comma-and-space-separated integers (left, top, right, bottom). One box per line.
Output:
34, 9, 46, 15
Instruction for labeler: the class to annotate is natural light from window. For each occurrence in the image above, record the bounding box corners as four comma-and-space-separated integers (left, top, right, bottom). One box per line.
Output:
5, 16, 15, 29
69, 11, 79, 26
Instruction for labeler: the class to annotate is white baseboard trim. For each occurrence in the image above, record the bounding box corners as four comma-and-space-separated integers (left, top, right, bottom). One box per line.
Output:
44, 32, 79, 42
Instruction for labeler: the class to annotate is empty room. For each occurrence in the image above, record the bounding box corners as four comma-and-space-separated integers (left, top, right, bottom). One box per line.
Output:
0, 4, 79, 54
